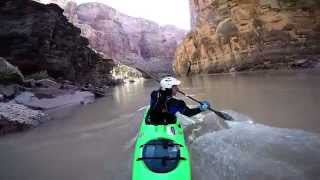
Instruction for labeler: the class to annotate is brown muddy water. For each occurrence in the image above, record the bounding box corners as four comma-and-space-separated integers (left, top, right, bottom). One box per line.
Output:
0, 69, 320, 180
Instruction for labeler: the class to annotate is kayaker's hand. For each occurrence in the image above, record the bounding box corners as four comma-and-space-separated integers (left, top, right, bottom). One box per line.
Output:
199, 101, 210, 111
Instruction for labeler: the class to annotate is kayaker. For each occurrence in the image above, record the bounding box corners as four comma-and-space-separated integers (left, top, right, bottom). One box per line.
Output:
147, 76, 211, 124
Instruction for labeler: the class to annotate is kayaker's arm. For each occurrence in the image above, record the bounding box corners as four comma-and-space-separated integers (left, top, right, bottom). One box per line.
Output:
180, 103, 202, 117
183, 107, 202, 117
150, 91, 158, 109
168, 99, 202, 117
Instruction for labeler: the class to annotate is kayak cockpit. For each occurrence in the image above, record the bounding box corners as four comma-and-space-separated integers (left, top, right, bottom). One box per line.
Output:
132, 109, 191, 180
137, 139, 186, 173
145, 109, 177, 125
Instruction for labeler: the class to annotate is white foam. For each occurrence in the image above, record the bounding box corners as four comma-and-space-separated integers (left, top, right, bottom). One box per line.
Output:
190, 121, 320, 180
137, 105, 149, 112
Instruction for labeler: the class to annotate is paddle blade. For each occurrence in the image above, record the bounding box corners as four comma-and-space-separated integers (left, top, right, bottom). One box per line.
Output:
220, 112, 234, 121
210, 109, 234, 121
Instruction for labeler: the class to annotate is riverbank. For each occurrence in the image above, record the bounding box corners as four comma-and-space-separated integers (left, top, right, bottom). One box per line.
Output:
0, 78, 122, 136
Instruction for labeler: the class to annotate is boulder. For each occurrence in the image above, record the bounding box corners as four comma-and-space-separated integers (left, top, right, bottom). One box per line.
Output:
15, 91, 95, 109
0, 115, 31, 135
14, 92, 35, 107
0, 101, 50, 126
0, 85, 17, 98
216, 18, 239, 41
22, 79, 37, 88
229, 67, 237, 73
36, 79, 60, 88
0, 58, 24, 84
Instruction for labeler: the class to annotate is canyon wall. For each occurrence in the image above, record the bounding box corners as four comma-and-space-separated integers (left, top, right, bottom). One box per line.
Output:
69, 2, 186, 74
36, 1, 187, 74
174, 0, 320, 75
0, 0, 114, 85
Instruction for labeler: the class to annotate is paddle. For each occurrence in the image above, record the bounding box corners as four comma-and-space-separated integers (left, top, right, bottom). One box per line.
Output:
137, 69, 234, 121
176, 90, 234, 121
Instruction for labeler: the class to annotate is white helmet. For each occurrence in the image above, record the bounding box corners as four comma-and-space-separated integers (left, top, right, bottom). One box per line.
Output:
160, 77, 181, 90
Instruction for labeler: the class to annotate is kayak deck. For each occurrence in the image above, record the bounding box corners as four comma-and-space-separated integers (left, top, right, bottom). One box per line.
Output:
132, 109, 191, 180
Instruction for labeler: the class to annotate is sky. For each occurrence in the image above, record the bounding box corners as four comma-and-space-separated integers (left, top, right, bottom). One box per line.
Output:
75, 0, 191, 30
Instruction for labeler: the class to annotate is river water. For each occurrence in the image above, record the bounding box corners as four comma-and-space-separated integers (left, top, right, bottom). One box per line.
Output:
1, 70, 320, 180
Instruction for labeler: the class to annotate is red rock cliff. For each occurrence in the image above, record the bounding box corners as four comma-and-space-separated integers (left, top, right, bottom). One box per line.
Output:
41, 1, 187, 74
174, 0, 320, 75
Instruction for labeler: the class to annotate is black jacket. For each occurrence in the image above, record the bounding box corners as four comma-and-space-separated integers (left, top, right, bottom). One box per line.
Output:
147, 90, 201, 124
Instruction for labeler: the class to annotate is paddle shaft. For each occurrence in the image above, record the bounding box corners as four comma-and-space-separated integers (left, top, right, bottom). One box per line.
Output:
177, 90, 228, 118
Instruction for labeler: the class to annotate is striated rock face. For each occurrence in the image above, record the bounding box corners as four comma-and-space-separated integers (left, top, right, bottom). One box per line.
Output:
0, 0, 114, 84
74, 3, 186, 74
56, 2, 186, 74
174, 0, 320, 75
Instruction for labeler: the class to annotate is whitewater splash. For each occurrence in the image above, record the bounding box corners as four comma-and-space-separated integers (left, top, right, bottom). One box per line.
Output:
180, 111, 320, 180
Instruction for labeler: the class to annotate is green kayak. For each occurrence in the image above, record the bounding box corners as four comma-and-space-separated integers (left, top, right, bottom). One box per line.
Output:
132, 109, 191, 180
